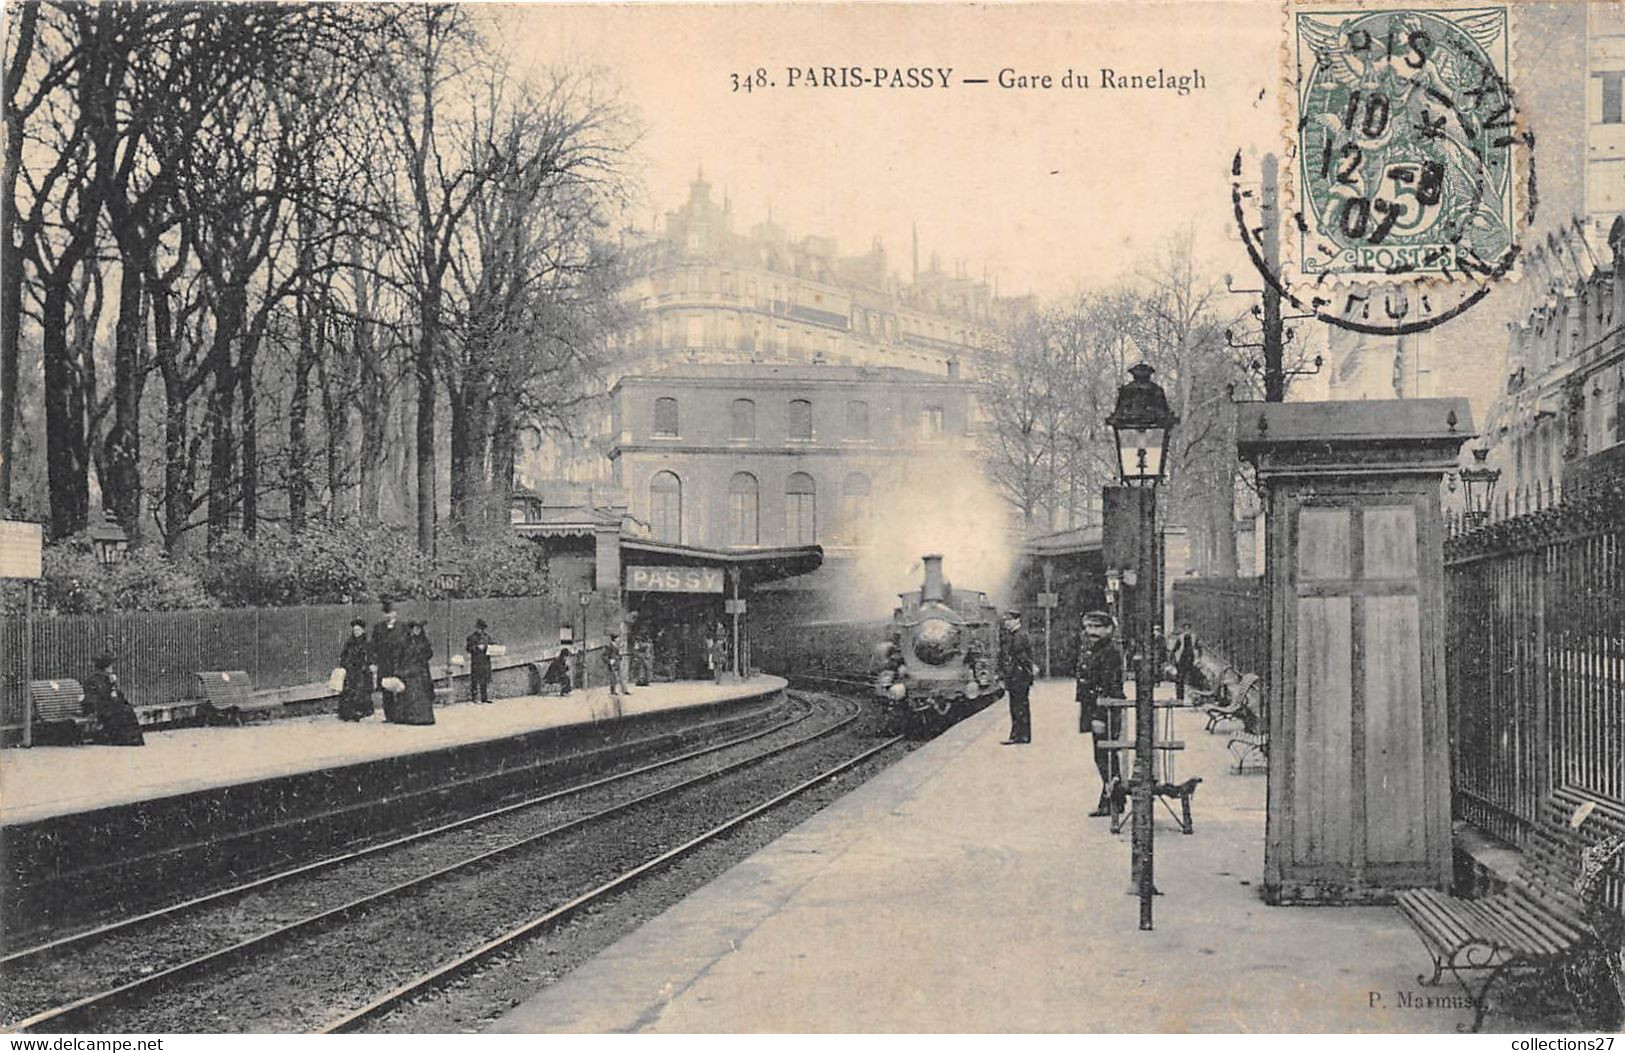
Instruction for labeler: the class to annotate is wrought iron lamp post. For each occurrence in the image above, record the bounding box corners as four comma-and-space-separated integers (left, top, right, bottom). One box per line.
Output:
1459, 446, 1501, 532
89, 511, 129, 566
1106, 362, 1178, 931
578, 590, 593, 688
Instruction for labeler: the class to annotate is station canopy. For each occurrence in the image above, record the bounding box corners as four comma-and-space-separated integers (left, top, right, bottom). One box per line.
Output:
621, 539, 824, 589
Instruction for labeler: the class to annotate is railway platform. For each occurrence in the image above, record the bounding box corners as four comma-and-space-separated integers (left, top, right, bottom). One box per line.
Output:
1, 677, 787, 827
496, 677, 1476, 1034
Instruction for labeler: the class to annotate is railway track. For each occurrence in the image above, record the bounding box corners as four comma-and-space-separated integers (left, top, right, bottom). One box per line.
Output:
3, 690, 902, 1034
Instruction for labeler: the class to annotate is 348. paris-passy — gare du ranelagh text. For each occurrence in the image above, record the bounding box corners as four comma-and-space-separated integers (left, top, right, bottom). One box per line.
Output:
730, 66, 1207, 95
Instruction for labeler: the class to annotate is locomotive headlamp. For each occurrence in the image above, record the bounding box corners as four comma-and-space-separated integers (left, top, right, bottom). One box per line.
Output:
1107, 363, 1178, 486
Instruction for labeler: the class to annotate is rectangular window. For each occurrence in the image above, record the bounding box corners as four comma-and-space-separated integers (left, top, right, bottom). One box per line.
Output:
920, 405, 944, 442
1604, 72, 1624, 125
685, 316, 704, 348
845, 400, 870, 440
731, 398, 756, 440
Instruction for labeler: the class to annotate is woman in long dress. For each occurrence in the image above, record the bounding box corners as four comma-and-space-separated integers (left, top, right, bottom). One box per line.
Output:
83, 653, 145, 746
394, 620, 436, 725
337, 619, 374, 721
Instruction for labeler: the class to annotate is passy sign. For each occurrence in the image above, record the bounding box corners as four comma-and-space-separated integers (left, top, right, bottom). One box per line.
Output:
626, 565, 725, 593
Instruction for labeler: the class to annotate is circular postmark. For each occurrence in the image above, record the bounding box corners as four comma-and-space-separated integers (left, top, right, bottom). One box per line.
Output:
1234, 3, 1536, 335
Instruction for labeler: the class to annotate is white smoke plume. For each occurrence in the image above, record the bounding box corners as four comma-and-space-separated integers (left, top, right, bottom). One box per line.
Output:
841, 451, 1018, 620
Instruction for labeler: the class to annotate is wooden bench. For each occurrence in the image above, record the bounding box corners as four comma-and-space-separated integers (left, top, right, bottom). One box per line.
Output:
26, 679, 90, 744
1396, 790, 1625, 1032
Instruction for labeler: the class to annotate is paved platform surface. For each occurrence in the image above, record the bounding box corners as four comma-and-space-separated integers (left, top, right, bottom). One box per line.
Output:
496, 678, 1472, 1034
1, 677, 786, 827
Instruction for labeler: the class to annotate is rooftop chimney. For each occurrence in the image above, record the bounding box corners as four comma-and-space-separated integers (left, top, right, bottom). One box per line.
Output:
921, 553, 945, 603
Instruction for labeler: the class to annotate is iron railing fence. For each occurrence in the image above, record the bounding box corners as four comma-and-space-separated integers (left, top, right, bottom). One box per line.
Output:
1445, 480, 1625, 847
1169, 577, 1266, 677
0, 590, 603, 728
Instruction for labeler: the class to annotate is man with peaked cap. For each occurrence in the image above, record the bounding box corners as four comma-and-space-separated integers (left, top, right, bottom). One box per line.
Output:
997, 609, 1036, 745
1077, 610, 1125, 816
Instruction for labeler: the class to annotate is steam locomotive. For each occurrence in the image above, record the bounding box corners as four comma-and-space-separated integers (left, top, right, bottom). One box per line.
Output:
875, 554, 1003, 735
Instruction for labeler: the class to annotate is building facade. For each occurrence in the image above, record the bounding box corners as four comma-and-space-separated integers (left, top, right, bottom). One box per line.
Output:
524, 173, 1024, 493
1482, 216, 1625, 505
610, 363, 981, 561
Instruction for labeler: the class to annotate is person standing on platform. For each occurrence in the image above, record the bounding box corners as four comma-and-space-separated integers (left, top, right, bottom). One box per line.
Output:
1172, 628, 1199, 703
1077, 610, 1126, 816
83, 652, 144, 746
393, 620, 436, 724
998, 610, 1035, 745
466, 618, 494, 704
543, 648, 573, 695
603, 632, 627, 696
372, 601, 405, 722
337, 619, 374, 721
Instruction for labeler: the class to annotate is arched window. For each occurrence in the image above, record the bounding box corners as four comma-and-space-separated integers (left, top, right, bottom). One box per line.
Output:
788, 399, 813, 441
845, 400, 870, 440
785, 472, 816, 545
653, 397, 679, 437
727, 472, 759, 546
730, 398, 756, 440
650, 471, 682, 543
842, 473, 872, 546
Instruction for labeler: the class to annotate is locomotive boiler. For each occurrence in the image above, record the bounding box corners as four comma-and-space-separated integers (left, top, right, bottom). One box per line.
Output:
875, 554, 1002, 734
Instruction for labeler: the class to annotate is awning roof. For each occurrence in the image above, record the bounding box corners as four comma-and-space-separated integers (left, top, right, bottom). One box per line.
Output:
619, 539, 825, 587
1023, 524, 1103, 557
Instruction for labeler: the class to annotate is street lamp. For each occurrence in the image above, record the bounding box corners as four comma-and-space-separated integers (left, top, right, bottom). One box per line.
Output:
1459, 446, 1501, 531
578, 590, 593, 687
437, 571, 461, 683
89, 510, 129, 566
1106, 362, 1177, 932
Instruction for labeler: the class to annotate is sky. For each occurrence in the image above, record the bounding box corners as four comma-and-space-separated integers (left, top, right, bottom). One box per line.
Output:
500, 1, 1283, 300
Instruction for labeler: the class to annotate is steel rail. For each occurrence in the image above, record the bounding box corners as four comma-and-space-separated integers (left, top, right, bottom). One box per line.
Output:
320, 731, 905, 1033
3, 695, 806, 968
4, 694, 860, 1034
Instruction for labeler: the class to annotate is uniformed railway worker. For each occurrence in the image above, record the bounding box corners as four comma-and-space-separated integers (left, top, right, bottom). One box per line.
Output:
998, 609, 1036, 745
1077, 610, 1125, 816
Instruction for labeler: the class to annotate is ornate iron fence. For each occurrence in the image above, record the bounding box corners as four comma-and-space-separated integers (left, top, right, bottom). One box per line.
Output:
1445, 480, 1625, 846
1169, 576, 1266, 677
1, 592, 582, 728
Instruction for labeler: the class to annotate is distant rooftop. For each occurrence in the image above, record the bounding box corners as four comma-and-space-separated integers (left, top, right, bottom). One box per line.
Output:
621, 362, 973, 385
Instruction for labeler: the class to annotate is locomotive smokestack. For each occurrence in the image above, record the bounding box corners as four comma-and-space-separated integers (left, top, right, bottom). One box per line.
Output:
921, 553, 946, 603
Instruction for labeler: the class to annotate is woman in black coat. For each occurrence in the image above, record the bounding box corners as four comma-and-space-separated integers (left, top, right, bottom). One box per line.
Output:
393, 621, 436, 725
83, 653, 144, 746
337, 618, 374, 721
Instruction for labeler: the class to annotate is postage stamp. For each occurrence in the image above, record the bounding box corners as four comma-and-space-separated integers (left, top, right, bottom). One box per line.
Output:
1287, 2, 1529, 284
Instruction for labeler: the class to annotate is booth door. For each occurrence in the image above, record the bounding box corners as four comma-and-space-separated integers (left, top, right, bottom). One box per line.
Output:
1286, 498, 1433, 876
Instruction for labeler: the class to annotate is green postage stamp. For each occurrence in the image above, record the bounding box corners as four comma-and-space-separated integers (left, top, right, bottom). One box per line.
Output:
1288, 2, 1531, 284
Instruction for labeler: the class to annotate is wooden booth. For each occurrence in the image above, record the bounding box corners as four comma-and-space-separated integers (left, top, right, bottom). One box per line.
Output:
1237, 400, 1471, 904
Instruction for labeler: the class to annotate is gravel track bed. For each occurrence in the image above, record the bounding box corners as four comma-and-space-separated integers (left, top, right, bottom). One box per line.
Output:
5, 698, 792, 952
30, 693, 893, 1033
4, 692, 870, 1032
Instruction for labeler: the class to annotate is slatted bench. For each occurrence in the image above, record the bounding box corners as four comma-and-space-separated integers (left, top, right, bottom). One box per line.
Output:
27, 679, 90, 744
1205, 671, 1260, 732
1396, 790, 1625, 1032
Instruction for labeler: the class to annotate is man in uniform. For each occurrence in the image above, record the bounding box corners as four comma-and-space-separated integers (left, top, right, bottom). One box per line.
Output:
1077, 610, 1126, 816
603, 631, 627, 697
998, 609, 1036, 745
466, 618, 494, 703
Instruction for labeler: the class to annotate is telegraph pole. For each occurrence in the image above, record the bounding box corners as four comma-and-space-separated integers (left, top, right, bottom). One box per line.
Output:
1261, 153, 1286, 403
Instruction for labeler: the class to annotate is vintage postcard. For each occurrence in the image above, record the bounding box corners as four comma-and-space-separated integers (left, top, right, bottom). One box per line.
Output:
0, 0, 1620, 1040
